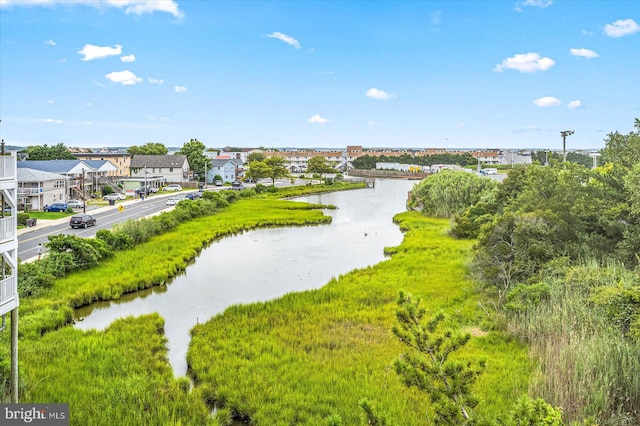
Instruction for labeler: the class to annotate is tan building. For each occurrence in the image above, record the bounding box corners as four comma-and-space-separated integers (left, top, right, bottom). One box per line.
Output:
73, 152, 130, 176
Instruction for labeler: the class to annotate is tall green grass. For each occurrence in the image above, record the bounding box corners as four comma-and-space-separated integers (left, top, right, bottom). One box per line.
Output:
507, 263, 640, 424
188, 213, 531, 424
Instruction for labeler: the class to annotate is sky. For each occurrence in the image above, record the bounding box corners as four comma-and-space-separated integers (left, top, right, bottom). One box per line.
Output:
0, 0, 638, 151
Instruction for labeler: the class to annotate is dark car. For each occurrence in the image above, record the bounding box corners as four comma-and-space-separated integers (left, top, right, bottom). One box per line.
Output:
43, 203, 68, 212
70, 214, 96, 228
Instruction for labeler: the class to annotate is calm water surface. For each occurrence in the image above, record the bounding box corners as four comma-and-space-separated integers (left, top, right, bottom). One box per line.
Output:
75, 179, 417, 375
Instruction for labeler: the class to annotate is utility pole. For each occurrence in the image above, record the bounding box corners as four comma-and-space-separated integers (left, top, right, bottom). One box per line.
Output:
560, 130, 574, 162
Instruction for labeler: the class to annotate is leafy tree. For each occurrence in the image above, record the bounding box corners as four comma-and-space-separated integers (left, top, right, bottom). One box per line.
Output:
22, 142, 76, 160
307, 156, 336, 176
246, 152, 266, 164
392, 291, 484, 424
264, 156, 289, 185
127, 142, 168, 156
245, 161, 271, 183
177, 139, 211, 182
408, 170, 497, 218
601, 118, 640, 169
352, 155, 378, 170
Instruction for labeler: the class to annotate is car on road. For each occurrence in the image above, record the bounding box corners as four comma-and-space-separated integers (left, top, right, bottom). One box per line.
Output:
185, 191, 202, 200
68, 199, 85, 209
163, 184, 182, 191
103, 193, 126, 201
231, 182, 245, 190
70, 214, 96, 228
43, 203, 68, 212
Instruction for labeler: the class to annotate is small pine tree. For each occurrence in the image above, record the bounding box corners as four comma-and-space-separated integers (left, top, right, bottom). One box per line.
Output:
392, 291, 485, 425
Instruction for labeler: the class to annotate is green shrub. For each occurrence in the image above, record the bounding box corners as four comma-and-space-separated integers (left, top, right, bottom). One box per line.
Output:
17, 212, 30, 226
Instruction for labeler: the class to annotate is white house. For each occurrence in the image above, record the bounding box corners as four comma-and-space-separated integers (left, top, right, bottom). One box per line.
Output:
129, 155, 191, 184
16, 168, 69, 211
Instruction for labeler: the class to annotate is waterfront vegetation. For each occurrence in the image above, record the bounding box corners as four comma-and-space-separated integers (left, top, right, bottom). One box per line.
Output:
1, 115, 637, 426
188, 213, 531, 424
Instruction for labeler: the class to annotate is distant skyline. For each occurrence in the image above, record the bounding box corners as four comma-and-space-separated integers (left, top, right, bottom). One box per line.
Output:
1, 1, 639, 151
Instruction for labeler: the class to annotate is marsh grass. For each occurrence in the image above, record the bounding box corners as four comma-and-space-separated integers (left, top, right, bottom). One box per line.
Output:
1, 194, 338, 422
508, 264, 640, 424
188, 213, 531, 424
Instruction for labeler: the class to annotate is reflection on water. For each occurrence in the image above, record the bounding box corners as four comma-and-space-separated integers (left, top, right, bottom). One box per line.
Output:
75, 179, 418, 375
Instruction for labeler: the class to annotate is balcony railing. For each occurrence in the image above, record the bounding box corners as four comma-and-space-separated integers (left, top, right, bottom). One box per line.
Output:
17, 187, 43, 195
0, 154, 17, 181
0, 216, 17, 243
0, 275, 18, 316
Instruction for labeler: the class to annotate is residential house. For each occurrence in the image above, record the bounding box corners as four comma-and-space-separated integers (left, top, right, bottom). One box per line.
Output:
208, 159, 238, 184
73, 152, 130, 176
16, 168, 69, 211
17, 160, 97, 200
129, 155, 191, 185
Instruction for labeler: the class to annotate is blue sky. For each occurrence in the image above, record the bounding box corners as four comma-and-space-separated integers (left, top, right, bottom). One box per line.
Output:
1, 0, 638, 151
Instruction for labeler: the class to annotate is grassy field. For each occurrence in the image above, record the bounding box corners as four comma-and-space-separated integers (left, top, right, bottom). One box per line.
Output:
188, 213, 531, 424
2, 184, 531, 424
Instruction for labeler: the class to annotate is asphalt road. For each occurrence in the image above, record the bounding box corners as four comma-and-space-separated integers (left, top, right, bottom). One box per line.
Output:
18, 192, 181, 261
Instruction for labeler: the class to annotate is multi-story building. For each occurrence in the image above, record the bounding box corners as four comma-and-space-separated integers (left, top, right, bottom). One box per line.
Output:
0, 152, 18, 324
73, 152, 130, 177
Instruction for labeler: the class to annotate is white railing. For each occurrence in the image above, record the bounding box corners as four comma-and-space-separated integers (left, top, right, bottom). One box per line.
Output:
0, 216, 17, 242
0, 275, 18, 315
0, 154, 17, 181
17, 187, 43, 195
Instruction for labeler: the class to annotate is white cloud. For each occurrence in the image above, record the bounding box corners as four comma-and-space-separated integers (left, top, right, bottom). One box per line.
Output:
368, 121, 377, 126
533, 96, 561, 107
569, 48, 598, 59
567, 100, 583, 109
603, 19, 640, 38
120, 54, 136, 62
148, 115, 171, 122
105, 70, 142, 85
0, 0, 184, 18
148, 77, 164, 84
58, 58, 66, 63
47, 99, 54, 104
266, 32, 301, 49
494, 52, 555, 73
308, 114, 330, 124
514, 125, 541, 133
78, 44, 122, 61
37, 118, 63, 124
515, 0, 553, 12
44, 39, 56, 46
366, 88, 394, 100
581, 29, 594, 36
174, 86, 187, 93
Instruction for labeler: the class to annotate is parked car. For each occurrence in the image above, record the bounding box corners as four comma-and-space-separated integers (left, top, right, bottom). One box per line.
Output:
136, 186, 158, 196
103, 193, 126, 201
214, 179, 223, 186
70, 214, 96, 228
231, 182, 245, 190
163, 184, 182, 192
68, 199, 85, 209
43, 203, 68, 212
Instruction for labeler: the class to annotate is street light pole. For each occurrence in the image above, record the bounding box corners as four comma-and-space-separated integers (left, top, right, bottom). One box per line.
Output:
560, 130, 574, 162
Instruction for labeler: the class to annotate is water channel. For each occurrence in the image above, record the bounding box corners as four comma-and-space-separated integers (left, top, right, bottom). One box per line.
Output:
74, 178, 418, 376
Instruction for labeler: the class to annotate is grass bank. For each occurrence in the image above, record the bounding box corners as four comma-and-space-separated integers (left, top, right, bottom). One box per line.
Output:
188, 212, 531, 424
3, 185, 359, 423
